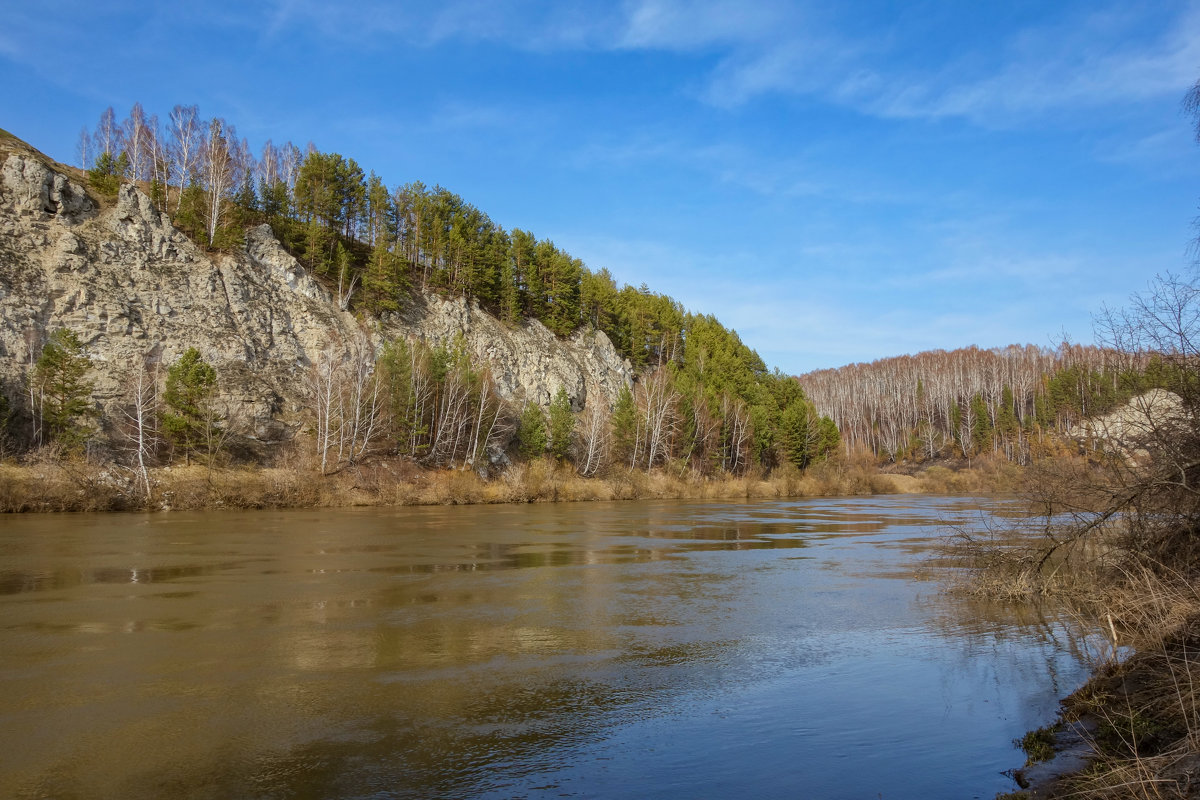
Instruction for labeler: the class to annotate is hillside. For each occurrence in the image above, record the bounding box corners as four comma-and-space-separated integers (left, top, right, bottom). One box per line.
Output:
0, 133, 632, 463
0, 118, 834, 479
799, 343, 1151, 464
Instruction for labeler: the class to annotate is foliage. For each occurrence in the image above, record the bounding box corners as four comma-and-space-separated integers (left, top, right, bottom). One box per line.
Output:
610, 385, 637, 468
779, 400, 837, 469
32, 328, 95, 449
517, 403, 548, 460
87, 150, 128, 197
162, 348, 218, 465
547, 387, 574, 462
371, 336, 509, 469
174, 182, 208, 243
1017, 726, 1056, 765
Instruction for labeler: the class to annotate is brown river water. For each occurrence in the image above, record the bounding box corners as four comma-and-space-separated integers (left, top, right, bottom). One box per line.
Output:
0, 496, 1096, 799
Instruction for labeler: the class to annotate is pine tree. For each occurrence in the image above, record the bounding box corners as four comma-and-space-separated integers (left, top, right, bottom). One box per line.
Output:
362, 242, 402, 314
174, 182, 208, 243
970, 393, 992, 454
780, 401, 813, 469
610, 385, 637, 468
547, 387, 574, 462
32, 329, 94, 449
162, 348, 218, 465
87, 150, 129, 197
517, 403, 548, 460
817, 416, 840, 460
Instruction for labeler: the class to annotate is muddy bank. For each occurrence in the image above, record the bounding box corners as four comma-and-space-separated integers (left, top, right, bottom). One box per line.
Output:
1005, 616, 1200, 799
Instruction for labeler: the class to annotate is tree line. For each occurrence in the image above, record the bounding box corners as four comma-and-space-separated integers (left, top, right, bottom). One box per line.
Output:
76, 103, 757, 372
12, 320, 838, 485
295, 325, 839, 478
798, 342, 1154, 464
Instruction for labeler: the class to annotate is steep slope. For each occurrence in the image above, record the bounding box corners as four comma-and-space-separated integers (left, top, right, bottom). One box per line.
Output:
0, 135, 632, 449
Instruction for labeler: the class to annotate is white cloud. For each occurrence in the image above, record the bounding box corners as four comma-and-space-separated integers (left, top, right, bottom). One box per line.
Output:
617, 0, 792, 51
259, 1, 1200, 126
864, 7, 1200, 123
609, 1, 1200, 124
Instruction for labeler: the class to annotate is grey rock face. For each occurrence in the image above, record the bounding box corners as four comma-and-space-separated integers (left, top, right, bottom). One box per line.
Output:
0, 152, 632, 448
1, 155, 94, 222
396, 294, 632, 413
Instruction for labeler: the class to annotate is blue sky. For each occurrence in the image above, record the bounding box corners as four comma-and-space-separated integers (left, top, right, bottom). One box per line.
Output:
3, 1, 1199, 374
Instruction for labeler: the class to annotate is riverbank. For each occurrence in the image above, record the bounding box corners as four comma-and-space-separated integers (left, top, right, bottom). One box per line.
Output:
0, 453, 1025, 512
969, 525, 1200, 799
1004, 607, 1200, 799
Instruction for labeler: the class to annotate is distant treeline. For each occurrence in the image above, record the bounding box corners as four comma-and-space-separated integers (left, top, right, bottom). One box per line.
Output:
799, 343, 1156, 463
59, 103, 840, 476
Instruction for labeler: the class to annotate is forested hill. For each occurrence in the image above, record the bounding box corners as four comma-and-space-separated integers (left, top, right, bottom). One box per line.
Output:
1, 105, 840, 478
79, 104, 733, 371
798, 343, 1152, 464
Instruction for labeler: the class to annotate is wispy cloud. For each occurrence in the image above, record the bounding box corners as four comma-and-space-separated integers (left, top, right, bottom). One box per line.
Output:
616, 0, 793, 51
860, 5, 1200, 124
568, 131, 917, 207
259, 0, 1200, 126
263, 0, 624, 50
615, 1, 1200, 124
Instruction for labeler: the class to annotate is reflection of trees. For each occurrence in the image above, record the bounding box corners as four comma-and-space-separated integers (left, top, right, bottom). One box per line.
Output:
0, 496, 1101, 799
919, 590, 1103, 708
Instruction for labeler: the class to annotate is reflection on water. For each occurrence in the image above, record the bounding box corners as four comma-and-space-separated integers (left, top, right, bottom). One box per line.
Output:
0, 497, 1093, 799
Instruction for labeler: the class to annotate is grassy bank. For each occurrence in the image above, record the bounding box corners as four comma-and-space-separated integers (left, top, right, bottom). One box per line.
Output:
994, 570, 1200, 799
955, 462, 1200, 799
0, 452, 1025, 513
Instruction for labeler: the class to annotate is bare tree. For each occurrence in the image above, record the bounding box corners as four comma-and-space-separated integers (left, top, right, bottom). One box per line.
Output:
146, 113, 169, 199
1013, 273, 1200, 573
637, 367, 678, 470
93, 106, 123, 160
308, 345, 341, 475
75, 127, 92, 170
117, 359, 161, 499
720, 394, 750, 474
575, 399, 610, 477
337, 259, 359, 310
306, 333, 385, 474
464, 373, 510, 471
167, 104, 202, 211
200, 118, 234, 243
123, 102, 152, 183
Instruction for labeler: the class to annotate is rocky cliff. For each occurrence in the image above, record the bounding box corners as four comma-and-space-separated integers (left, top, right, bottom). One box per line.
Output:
0, 133, 632, 450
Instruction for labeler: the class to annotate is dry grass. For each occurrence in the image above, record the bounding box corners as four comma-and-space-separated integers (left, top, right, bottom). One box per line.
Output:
0, 449, 1031, 514
0, 455, 135, 512
1050, 601, 1200, 799
0, 450, 993, 513
966, 545, 1200, 798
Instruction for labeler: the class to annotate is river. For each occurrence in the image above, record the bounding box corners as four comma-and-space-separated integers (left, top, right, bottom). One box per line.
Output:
0, 496, 1094, 799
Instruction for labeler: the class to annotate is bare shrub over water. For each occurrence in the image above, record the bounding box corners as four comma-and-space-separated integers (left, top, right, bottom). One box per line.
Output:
965, 273, 1200, 798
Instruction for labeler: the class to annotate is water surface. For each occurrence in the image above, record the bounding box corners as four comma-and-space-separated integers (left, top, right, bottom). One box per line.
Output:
0, 496, 1094, 799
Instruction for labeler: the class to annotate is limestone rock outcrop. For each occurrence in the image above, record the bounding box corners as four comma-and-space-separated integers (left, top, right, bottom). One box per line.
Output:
0, 139, 632, 450
397, 294, 630, 413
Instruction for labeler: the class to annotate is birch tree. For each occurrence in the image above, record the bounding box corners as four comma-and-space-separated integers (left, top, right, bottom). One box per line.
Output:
168, 104, 202, 212
76, 127, 92, 170
118, 359, 161, 499
200, 118, 234, 244
123, 102, 153, 183
575, 400, 610, 477
93, 106, 122, 161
